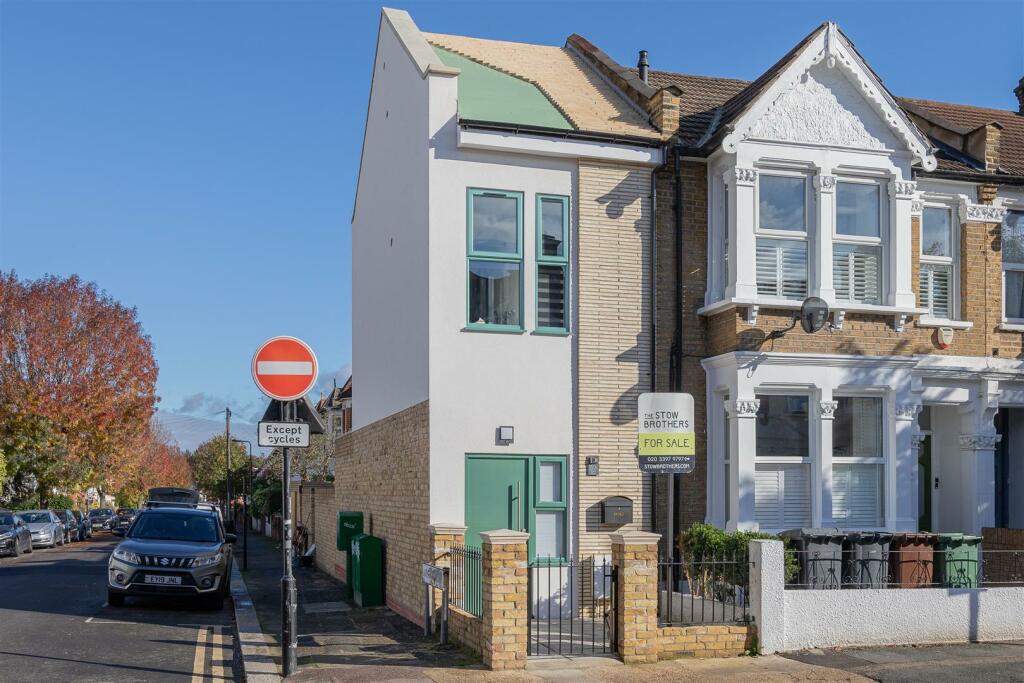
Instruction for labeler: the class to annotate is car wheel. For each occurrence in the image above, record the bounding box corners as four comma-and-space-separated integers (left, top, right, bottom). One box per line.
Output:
108, 591, 125, 607
24, 540, 32, 554
11, 540, 20, 557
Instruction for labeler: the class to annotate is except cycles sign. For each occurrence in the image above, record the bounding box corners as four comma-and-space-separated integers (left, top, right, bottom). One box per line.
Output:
637, 392, 696, 474
258, 421, 310, 448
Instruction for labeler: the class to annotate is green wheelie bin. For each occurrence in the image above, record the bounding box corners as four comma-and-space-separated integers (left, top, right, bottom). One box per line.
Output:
935, 533, 982, 588
336, 511, 364, 598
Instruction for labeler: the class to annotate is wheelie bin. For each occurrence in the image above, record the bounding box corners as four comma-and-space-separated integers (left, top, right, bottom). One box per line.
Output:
843, 531, 892, 588
935, 533, 982, 588
781, 528, 845, 589
889, 533, 936, 587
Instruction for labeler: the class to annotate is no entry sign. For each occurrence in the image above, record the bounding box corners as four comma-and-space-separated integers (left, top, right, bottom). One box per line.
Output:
251, 336, 319, 401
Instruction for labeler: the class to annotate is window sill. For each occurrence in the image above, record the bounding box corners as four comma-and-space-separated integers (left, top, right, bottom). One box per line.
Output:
461, 325, 525, 335
532, 329, 571, 337
917, 318, 973, 330
698, 297, 928, 318
998, 322, 1024, 332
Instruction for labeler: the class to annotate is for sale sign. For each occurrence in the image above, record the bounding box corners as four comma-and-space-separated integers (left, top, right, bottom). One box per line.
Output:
258, 421, 310, 448
638, 393, 695, 474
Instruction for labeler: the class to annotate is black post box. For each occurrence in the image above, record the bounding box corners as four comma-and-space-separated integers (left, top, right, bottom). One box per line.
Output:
601, 496, 633, 525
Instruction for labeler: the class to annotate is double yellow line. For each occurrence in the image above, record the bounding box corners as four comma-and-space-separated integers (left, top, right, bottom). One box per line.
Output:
191, 625, 232, 682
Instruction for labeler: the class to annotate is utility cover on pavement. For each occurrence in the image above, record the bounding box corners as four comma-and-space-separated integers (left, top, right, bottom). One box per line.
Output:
258, 421, 310, 448
638, 392, 696, 474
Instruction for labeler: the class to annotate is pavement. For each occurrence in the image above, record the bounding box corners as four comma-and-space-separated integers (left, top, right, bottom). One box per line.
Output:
784, 642, 1024, 682
0, 532, 238, 682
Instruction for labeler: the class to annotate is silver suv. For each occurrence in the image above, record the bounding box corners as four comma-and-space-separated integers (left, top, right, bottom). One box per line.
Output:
107, 506, 235, 608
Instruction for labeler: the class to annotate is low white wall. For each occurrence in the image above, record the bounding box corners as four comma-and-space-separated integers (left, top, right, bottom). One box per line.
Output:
750, 540, 1024, 653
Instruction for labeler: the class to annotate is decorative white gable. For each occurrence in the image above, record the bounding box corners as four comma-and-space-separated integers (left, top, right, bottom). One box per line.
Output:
723, 23, 936, 170
747, 62, 900, 151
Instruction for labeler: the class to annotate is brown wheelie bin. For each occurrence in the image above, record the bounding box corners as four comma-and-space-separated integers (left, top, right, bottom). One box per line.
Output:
889, 532, 936, 587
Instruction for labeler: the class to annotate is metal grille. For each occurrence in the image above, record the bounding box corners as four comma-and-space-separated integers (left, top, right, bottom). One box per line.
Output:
528, 556, 616, 657
448, 544, 482, 617
659, 550, 752, 626
139, 555, 195, 568
785, 549, 1024, 589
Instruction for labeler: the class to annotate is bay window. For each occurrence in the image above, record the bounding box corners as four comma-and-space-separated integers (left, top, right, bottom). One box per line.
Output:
1003, 210, 1024, 322
834, 181, 883, 304
832, 396, 885, 528
756, 174, 809, 299
754, 394, 811, 529
919, 206, 955, 320
467, 189, 523, 330
536, 194, 569, 333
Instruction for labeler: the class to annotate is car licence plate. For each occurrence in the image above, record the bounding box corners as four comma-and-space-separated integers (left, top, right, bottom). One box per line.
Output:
144, 575, 182, 585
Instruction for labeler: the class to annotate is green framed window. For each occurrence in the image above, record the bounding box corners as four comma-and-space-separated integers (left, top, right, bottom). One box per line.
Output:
536, 194, 569, 334
467, 188, 524, 331
533, 456, 567, 561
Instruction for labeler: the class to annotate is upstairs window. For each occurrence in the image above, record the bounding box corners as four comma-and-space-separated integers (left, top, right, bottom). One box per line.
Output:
1003, 210, 1024, 322
467, 189, 523, 330
536, 195, 569, 333
834, 181, 883, 305
920, 207, 955, 319
756, 175, 809, 299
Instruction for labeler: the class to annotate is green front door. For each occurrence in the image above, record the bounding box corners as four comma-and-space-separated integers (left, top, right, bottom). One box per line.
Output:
466, 456, 530, 544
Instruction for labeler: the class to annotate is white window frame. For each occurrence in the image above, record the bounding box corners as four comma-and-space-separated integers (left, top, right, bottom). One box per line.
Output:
1002, 203, 1024, 325
830, 390, 888, 530
753, 389, 814, 531
833, 177, 887, 305
754, 170, 813, 300
919, 201, 959, 323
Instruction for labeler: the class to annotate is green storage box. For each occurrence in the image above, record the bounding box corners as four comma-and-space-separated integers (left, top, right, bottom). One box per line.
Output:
337, 512, 364, 598
935, 533, 982, 588
350, 533, 385, 607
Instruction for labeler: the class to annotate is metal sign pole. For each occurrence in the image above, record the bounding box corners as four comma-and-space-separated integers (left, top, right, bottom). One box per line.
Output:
281, 399, 298, 677
423, 585, 432, 637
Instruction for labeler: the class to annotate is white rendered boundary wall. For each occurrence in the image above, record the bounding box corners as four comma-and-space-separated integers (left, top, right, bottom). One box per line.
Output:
749, 540, 1024, 653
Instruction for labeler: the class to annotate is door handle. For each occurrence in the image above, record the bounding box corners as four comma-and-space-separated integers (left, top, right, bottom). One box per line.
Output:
515, 482, 521, 532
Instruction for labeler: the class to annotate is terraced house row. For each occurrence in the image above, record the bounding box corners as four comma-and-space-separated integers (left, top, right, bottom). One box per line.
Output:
331, 7, 1024, 624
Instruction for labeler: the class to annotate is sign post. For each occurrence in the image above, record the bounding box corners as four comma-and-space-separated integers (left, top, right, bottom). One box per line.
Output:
252, 336, 318, 678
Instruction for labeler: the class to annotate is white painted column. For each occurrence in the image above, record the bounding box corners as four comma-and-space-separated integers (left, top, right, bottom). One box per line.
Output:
727, 398, 760, 531
726, 167, 759, 300
748, 539, 785, 654
817, 395, 837, 527
814, 173, 836, 302
957, 380, 1000, 534
890, 179, 917, 309
894, 403, 921, 531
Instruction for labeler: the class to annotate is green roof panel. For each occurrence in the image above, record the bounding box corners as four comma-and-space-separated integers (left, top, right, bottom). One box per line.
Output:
433, 46, 573, 130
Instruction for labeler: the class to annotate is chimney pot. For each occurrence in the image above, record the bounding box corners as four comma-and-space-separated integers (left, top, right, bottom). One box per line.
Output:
1015, 76, 1024, 113
638, 50, 649, 85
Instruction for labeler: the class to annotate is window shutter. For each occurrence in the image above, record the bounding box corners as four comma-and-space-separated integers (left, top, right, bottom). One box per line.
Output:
537, 265, 566, 329
832, 464, 883, 528
756, 239, 807, 299
919, 263, 951, 319
834, 244, 881, 304
852, 398, 881, 457
754, 463, 810, 530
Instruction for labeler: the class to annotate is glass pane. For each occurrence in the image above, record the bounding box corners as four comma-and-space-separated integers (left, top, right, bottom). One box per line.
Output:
1004, 210, 1024, 263
836, 182, 880, 237
537, 265, 566, 329
833, 397, 882, 458
1006, 270, 1024, 319
469, 260, 520, 326
832, 463, 883, 528
472, 193, 518, 254
756, 238, 808, 299
755, 395, 809, 458
538, 461, 562, 503
759, 175, 806, 231
922, 207, 952, 257
833, 243, 881, 304
535, 510, 565, 558
540, 198, 565, 258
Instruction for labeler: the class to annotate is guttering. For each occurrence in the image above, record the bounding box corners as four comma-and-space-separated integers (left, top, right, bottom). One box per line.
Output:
458, 118, 663, 148
916, 168, 1024, 186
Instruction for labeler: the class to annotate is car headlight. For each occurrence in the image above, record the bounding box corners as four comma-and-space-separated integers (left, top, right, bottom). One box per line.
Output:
192, 552, 223, 568
112, 548, 140, 564
0, 531, 12, 540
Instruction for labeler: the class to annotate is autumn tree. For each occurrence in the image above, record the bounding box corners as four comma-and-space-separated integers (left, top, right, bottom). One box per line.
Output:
0, 272, 158, 500
188, 435, 247, 502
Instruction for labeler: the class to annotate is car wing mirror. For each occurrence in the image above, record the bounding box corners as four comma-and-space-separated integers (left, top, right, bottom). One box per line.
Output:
112, 528, 125, 537
224, 533, 237, 544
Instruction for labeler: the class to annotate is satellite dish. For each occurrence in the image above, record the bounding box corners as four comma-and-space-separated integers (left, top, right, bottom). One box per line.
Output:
799, 297, 829, 334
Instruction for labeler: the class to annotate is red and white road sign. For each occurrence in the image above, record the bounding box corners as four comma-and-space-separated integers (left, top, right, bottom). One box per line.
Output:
251, 336, 319, 401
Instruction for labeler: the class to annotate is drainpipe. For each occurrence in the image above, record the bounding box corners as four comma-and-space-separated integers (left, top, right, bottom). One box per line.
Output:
668, 141, 685, 566
649, 151, 666, 546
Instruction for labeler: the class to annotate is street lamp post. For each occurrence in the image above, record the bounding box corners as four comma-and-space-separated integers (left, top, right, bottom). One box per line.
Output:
232, 438, 253, 572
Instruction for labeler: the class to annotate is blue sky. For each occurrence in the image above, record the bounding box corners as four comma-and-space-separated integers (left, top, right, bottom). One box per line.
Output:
1, 0, 1021, 448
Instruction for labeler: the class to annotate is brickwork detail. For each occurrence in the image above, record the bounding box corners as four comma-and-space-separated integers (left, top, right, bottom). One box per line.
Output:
480, 532, 529, 670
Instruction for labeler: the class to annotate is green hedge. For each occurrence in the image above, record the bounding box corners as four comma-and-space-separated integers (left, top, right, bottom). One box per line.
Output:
677, 523, 799, 598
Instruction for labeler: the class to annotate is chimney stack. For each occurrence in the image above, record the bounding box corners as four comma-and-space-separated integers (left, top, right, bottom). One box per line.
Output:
1015, 76, 1024, 113
638, 50, 649, 85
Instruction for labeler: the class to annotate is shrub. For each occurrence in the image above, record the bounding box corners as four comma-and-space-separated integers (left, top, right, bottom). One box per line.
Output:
677, 523, 799, 598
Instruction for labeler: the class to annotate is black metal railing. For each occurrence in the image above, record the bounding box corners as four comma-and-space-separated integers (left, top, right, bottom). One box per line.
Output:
528, 556, 616, 656
448, 544, 482, 616
659, 550, 752, 626
784, 549, 1024, 589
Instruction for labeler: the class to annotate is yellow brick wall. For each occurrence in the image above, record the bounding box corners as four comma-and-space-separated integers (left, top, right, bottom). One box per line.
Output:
330, 401, 431, 625
576, 161, 654, 556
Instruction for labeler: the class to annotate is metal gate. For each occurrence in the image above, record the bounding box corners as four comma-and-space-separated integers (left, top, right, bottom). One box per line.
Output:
527, 556, 617, 656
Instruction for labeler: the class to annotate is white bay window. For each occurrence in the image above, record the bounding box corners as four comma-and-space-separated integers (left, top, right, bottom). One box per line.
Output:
754, 394, 811, 529
1003, 210, 1024, 323
831, 396, 885, 528
919, 206, 955, 320
756, 174, 809, 299
834, 181, 884, 305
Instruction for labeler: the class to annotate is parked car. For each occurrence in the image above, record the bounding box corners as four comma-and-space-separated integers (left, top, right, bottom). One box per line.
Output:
107, 506, 235, 609
53, 510, 79, 542
0, 511, 33, 557
72, 510, 92, 540
19, 510, 65, 548
89, 508, 114, 531
110, 508, 138, 533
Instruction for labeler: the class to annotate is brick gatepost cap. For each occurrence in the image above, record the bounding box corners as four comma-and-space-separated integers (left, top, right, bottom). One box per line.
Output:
479, 529, 530, 545
429, 522, 468, 535
610, 531, 662, 545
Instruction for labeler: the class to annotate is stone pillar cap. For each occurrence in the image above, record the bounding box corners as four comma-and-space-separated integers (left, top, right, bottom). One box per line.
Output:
479, 529, 530, 544
429, 522, 468, 535
610, 531, 662, 545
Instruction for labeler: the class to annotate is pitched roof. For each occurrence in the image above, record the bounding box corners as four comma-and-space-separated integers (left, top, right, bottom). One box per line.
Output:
423, 32, 660, 140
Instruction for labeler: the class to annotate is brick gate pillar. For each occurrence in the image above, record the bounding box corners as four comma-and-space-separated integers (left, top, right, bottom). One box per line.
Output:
480, 529, 529, 670
429, 523, 467, 612
611, 531, 662, 664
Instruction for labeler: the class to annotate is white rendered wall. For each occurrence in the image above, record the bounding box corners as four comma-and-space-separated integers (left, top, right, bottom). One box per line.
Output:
351, 20, 431, 428
426, 74, 575, 526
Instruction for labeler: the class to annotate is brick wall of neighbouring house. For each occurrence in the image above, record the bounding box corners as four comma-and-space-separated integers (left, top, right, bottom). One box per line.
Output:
982, 527, 1024, 584
576, 161, 654, 556
311, 484, 343, 582
330, 401, 431, 625
297, 481, 334, 554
